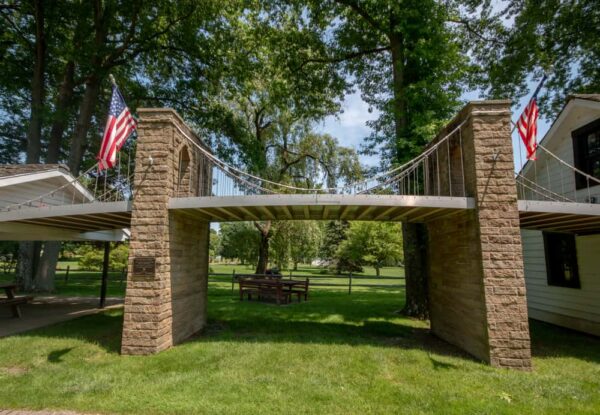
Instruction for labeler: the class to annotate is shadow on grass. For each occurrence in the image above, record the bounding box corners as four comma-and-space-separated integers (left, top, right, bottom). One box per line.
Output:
48, 347, 74, 363
529, 319, 600, 363
21, 311, 124, 354
191, 318, 477, 362
10, 287, 600, 366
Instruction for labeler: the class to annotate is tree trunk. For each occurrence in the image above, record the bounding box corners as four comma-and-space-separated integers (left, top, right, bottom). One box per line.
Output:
402, 222, 429, 319
389, 31, 407, 162
68, 76, 102, 174
19, 1, 46, 291
390, 26, 429, 318
17, 241, 41, 291
25, 0, 46, 163
254, 221, 271, 274
47, 60, 76, 163
35, 242, 60, 292
293, 261, 298, 271
375, 265, 380, 277
38, 62, 77, 293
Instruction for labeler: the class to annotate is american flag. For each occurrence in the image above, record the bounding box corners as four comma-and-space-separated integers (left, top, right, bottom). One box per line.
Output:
97, 85, 137, 170
516, 97, 539, 160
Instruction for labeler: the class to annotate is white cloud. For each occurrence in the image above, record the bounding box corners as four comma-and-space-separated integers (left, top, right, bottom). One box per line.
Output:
317, 92, 380, 168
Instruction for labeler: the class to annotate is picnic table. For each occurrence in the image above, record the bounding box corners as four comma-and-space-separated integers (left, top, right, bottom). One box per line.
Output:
238, 276, 309, 305
0, 283, 33, 318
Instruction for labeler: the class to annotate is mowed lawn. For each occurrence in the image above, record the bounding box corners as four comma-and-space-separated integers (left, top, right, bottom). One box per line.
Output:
0, 263, 405, 298
0, 285, 599, 414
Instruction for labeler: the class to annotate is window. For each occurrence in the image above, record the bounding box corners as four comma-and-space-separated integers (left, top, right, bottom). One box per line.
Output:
572, 118, 600, 189
543, 232, 581, 288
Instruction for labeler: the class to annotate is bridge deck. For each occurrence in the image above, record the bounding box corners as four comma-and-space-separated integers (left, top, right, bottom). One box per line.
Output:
169, 195, 475, 222
0, 197, 599, 239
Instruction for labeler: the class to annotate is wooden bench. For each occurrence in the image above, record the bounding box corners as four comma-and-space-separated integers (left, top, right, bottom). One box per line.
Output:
256, 282, 290, 305
238, 277, 291, 305
288, 278, 309, 302
238, 278, 262, 301
0, 296, 34, 318
0, 283, 33, 318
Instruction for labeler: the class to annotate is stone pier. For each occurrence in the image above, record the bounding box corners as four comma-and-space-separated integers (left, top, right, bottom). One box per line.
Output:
426, 101, 532, 370
121, 109, 211, 355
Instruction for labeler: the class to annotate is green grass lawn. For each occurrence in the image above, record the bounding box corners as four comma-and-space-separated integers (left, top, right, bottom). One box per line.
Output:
0, 270, 126, 298
210, 262, 405, 277
0, 286, 599, 414
0, 262, 404, 298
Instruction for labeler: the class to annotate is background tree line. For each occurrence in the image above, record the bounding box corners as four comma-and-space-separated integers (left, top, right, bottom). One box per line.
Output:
215, 220, 403, 276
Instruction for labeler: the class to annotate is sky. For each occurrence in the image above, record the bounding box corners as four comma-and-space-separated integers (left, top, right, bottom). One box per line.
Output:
317, 82, 552, 173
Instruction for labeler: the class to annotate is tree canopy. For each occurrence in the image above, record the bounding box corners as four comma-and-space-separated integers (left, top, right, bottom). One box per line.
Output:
337, 221, 403, 276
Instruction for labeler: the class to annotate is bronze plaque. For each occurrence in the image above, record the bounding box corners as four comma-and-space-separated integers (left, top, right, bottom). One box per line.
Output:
133, 256, 156, 277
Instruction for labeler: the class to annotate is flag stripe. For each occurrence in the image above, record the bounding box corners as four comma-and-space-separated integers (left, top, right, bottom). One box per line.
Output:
97, 85, 137, 170
516, 98, 539, 160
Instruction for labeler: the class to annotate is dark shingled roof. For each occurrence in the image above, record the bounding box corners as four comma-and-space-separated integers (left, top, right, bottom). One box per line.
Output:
0, 164, 70, 178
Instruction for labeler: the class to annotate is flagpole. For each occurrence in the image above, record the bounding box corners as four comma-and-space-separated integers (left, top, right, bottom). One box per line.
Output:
98, 75, 117, 177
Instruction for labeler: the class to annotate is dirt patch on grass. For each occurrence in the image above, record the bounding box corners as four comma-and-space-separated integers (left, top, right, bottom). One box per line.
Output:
1, 366, 29, 376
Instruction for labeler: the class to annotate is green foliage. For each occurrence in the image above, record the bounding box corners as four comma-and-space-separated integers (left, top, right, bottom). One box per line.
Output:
76, 243, 128, 272
209, 229, 220, 261
269, 221, 322, 270
0, 241, 18, 274
76, 245, 104, 272
59, 242, 79, 260
218, 222, 260, 265
320, 220, 349, 261
110, 244, 129, 271
337, 222, 403, 276
482, 0, 600, 117
299, 0, 477, 166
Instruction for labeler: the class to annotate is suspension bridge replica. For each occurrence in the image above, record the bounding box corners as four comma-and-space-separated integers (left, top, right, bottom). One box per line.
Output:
1, 100, 599, 370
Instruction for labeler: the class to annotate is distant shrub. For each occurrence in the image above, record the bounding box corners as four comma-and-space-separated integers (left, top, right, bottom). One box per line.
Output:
111, 244, 128, 270
77, 243, 129, 271
77, 245, 103, 271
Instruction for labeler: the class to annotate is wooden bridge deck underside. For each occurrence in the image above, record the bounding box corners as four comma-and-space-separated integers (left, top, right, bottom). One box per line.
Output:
0, 196, 599, 240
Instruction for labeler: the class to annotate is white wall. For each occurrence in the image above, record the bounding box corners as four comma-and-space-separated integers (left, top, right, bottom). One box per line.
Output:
0, 174, 90, 209
521, 229, 600, 335
521, 101, 600, 202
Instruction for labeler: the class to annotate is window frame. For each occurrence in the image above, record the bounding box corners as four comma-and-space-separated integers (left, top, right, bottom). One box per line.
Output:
572, 117, 600, 190
542, 231, 581, 289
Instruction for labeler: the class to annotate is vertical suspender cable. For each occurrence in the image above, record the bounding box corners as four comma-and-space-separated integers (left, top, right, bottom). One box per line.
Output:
458, 128, 466, 197
447, 137, 452, 196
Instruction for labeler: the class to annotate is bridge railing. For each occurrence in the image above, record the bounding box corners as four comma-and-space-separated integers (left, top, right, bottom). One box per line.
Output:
1, 160, 134, 212
175, 118, 469, 198
515, 145, 600, 203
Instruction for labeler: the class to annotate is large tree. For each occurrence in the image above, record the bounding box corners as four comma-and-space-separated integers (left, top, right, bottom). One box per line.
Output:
298, 0, 490, 318
0, 0, 241, 290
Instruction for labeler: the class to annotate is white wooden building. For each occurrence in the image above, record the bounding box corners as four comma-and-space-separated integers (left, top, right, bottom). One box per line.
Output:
0, 164, 128, 241
520, 94, 600, 336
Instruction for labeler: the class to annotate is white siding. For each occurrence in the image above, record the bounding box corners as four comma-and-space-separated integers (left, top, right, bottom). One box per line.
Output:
0, 175, 91, 209
522, 229, 600, 335
521, 103, 600, 202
